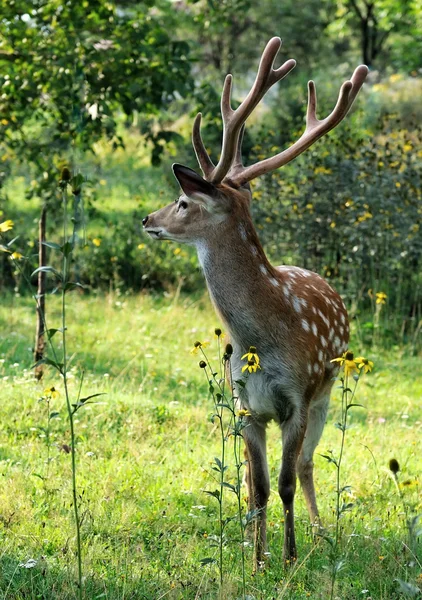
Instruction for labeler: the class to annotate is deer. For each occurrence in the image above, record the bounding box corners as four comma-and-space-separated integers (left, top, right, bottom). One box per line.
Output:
142, 37, 368, 570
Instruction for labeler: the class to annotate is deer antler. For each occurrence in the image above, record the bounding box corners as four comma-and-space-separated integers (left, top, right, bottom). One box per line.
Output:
231, 64, 369, 185
192, 37, 296, 184
193, 38, 368, 187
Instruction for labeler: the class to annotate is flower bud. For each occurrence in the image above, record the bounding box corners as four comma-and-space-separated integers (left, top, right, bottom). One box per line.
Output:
389, 458, 400, 475
225, 344, 233, 356
199, 360, 207, 369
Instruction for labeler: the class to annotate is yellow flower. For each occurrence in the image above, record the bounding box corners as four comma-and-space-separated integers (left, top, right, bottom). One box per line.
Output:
10, 251, 23, 260
137, 243, 146, 250
314, 166, 332, 175
44, 386, 59, 399
237, 408, 251, 417
173, 247, 181, 255
0, 219, 14, 232
242, 359, 261, 374
355, 357, 374, 373
214, 328, 226, 340
376, 292, 387, 305
190, 340, 209, 355
330, 351, 358, 377
92, 238, 101, 247
241, 346, 261, 373
241, 346, 260, 366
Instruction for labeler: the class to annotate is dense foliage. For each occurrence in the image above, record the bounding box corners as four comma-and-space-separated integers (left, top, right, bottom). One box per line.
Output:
0, 0, 421, 345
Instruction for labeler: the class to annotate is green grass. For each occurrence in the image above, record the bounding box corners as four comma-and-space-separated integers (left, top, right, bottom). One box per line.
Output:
0, 292, 421, 599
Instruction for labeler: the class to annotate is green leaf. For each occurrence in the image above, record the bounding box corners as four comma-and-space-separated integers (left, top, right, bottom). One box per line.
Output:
346, 403, 365, 410
32, 358, 64, 373
42, 241, 62, 251
62, 241, 74, 257
72, 392, 106, 413
222, 482, 237, 493
243, 508, 261, 525
63, 281, 85, 292
213, 457, 222, 470
77, 392, 106, 404
339, 502, 354, 514
318, 453, 339, 467
41, 328, 62, 339
7, 236, 20, 247
204, 489, 220, 501
31, 266, 62, 281
199, 557, 217, 566
49, 411, 60, 419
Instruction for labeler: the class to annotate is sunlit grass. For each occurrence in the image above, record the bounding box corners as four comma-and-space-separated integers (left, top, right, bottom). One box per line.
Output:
0, 293, 421, 599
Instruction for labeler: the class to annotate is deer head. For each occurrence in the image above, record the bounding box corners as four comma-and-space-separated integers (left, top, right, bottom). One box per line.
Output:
143, 37, 368, 246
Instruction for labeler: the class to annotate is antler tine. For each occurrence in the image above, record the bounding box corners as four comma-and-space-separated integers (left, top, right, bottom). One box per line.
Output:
194, 37, 296, 184
192, 113, 215, 179
233, 64, 369, 186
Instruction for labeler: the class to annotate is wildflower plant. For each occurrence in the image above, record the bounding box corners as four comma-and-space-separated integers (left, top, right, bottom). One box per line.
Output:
388, 458, 422, 595
195, 332, 260, 599
1, 169, 103, 600
321, 350, 373, 600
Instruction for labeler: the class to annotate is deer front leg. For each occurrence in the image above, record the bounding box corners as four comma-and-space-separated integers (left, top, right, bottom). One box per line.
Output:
243, 420, 270, 572
279, 414, 307, 565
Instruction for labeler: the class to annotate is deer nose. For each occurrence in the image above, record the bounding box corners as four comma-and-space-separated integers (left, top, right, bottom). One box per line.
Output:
142, 215, 149, 226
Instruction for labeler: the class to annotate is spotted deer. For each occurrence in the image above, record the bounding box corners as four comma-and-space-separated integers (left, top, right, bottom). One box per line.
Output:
143, 37, 368, 568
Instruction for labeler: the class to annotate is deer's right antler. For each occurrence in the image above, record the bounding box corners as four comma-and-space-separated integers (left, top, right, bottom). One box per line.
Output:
192, 37, 296, 184
193, 37, 368, 187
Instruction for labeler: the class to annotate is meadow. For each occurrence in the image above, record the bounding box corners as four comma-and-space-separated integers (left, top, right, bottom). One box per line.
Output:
0, 291, 421, 599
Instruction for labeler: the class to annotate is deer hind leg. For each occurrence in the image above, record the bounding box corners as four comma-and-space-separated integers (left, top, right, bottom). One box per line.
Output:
297, 392, 330, 530
243, 420, 270, 571
279, 410, 307, 564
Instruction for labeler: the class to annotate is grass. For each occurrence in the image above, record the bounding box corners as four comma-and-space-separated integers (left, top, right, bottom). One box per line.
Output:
0, 291, 421, 599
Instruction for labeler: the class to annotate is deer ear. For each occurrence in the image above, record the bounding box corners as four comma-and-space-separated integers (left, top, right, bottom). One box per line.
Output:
172, 163, 218, 206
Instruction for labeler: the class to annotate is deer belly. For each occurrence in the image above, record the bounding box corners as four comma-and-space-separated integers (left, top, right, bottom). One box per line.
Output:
238, 371, 298, 424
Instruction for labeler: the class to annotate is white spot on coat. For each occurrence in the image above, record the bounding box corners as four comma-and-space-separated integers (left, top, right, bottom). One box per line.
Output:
239, 224, 247, 241
293, 296, 301, 313
302, 319, 310, 332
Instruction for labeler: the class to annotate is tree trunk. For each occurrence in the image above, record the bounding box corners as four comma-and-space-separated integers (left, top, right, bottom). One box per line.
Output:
34, 205, 47, 380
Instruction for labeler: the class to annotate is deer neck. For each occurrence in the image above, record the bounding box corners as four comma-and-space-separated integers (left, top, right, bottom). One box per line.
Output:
195, 218, 279, 344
